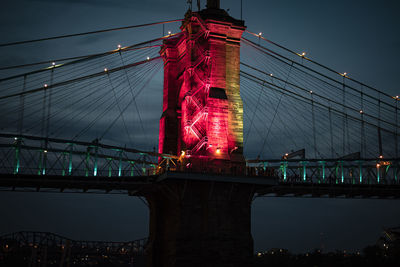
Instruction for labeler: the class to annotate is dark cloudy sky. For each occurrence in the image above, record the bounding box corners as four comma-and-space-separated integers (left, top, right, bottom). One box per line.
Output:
1, 0, 400, 253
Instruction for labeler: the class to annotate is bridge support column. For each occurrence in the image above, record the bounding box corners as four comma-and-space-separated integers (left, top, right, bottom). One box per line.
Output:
145, 178, 254, 267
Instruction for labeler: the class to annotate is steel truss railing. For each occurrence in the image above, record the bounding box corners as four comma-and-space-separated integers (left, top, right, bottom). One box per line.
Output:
247, 158, 399, 185
0, 133, 177, 177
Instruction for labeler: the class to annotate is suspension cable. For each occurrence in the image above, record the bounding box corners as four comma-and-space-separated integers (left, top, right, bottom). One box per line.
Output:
245, 30, 396, 101
0, 19, 183, 47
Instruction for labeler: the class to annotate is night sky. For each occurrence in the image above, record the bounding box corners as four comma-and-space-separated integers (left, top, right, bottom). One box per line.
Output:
1, 0, 400, 253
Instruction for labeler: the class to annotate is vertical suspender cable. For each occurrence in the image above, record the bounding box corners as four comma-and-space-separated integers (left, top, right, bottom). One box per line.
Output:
395, 98, 398, 158
18, 75, 27, 136
46, 68, 54, 141
311, 92, 317, 158
360, 86, 365, 158
41, 85, 47, 139
378, 95, 382, 156
329, 104, 334, 158
244, 78, 264, 146
39, 76, 48, 174
342, 77, 346, 156
258, 62, 293, 157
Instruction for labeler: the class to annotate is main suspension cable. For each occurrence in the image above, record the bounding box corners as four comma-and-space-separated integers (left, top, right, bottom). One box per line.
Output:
0, 19, 183, 47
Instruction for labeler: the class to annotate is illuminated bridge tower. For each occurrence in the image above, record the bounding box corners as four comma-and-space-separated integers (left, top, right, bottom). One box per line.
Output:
158, 0, 245, 172
146, 1, 254, 267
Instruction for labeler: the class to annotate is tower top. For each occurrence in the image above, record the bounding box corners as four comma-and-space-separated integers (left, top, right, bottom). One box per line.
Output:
206, 0, 220, 9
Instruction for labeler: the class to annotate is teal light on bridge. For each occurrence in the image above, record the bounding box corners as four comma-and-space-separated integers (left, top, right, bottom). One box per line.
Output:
359, 161, 363, 183
85, 151, 90, 177
13, 138, 20, 175
42, 150, 47, 175
118, 150, 122, 177
68, 152, 73, 175
340, 161, 344, 183
130, 162, 135, 176
301, 161, 307, 181
37, 151, 42, 176
108, 158, 112, 177
282, 161, 287, 181
263, 162, 267, 173
93, 146, 98, 177
376, 163, 380, 183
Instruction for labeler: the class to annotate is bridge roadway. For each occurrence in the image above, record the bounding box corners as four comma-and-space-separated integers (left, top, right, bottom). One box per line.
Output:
1, 171, 399, 199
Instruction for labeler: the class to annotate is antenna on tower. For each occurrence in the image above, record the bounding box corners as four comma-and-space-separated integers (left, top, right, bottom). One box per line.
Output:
206, 0, 220, 9
197, 0, 201, 11
187, 0, 193, 10
240, 0, 243, 20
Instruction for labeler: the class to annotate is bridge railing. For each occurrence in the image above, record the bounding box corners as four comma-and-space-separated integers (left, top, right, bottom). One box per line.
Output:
0, 133, 159, 177
247, 158, 399, 185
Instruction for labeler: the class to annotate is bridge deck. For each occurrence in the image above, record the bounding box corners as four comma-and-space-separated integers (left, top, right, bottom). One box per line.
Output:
1, 172, 399, 199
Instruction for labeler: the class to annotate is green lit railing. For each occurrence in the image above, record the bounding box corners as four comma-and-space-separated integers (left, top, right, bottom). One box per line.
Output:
247, 158, 399, 185
0, 133, 169, 177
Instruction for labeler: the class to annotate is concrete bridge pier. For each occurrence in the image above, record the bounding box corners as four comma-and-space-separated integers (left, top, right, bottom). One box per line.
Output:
144, 177, 255, 267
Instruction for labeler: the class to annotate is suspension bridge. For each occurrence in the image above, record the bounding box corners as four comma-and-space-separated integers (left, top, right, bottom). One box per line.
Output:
1, 0, 399, 266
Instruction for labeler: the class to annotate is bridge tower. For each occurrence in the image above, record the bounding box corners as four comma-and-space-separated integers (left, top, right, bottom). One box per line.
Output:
146, 1, 254, 267
158, 0, 245, 173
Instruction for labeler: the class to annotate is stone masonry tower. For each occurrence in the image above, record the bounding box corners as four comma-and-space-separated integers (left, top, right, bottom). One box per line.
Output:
146, 1, 254, 267
158, 0, 245, 173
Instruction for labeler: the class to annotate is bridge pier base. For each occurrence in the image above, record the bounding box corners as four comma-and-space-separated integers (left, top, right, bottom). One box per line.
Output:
144, 177, 254, 267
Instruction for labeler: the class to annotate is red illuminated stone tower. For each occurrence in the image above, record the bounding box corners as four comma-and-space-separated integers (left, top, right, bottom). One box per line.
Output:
147, 2, 254, 267
158, 0, 245, 172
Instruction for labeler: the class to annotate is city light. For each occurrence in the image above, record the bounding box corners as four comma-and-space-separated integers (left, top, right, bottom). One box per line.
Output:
146, 56, 150, 60
301, 52, 306, 56
216, 148, 221, 154
44, 84, 48, 87
117, 44, 121, 49
168, 31, 171, 35
104, 68, 108, 72
258, 32, 262, 36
